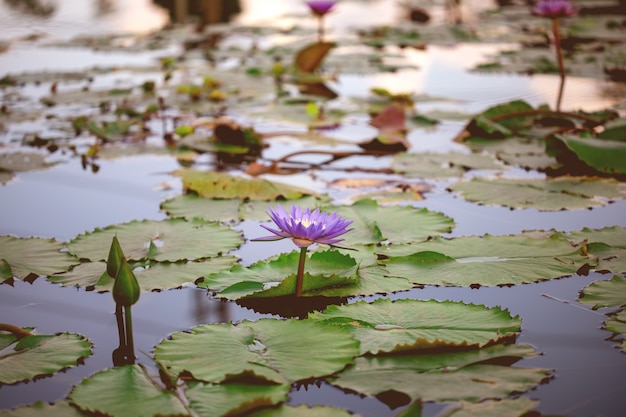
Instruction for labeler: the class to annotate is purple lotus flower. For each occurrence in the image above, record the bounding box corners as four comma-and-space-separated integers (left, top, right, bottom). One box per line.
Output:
306, 1, 337, 17
531, 0, 578, 18
253, 204, 353, 248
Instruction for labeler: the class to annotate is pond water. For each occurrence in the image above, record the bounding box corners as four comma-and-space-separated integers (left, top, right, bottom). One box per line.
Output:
1, 1, 626, 417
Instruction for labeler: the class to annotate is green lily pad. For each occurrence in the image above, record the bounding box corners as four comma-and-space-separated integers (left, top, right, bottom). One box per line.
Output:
0, 236, 79, 282
378, 231, 594, 287
0, 331, 92, 385
175, 170, 315, 200
566, 226, 626, 274
246, 404, 355, 417
330, 343, 549, 404
161, 194, 325, 223
153, 318, 360, 384
183, 381, 290, 417
392, 152, 503, 179
579, 275, 626, 310
324, 199, 454, 246
430, 397, 539, 417
0, 401, 87, 417
309, 298, 520, 355
48, 257, 238, 291
200, 250, 358, 299
449, 177, 626, 211
67, 219, 242, 262
69, 364, 190, 417
605, 310, 626, 353
464, 136, 559, 171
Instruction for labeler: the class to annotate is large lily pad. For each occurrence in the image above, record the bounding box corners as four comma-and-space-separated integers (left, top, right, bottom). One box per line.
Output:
153, 318, 360, 384
0, 236, 79, 282
246, 405, 355, 417
200, 250, 358, 299
323, 199, 454, 246
48, 257, 238, 292
392, 152, 503, 179
0, 331, 92, 385
330, 343, 549, 404
422, 397, 539, 417
175, 170, 315, 201
566, 226, 626, 274
309, 298, 520, 355
378, 231, 593, 287
449, 177, 626, 211
185, 382, 289, 417
69, 364, 191, 417
67, 219, 242, 262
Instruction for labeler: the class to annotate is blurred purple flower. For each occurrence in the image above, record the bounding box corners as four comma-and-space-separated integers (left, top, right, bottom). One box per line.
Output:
306, 1, 337, 17
531, 0, 578, 18
252, 204, 353, 248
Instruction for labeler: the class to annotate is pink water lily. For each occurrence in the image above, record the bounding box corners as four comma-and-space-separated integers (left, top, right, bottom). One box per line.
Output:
531, 0, 578, 18
306, 1, 337, 17
253, 204, 353, 249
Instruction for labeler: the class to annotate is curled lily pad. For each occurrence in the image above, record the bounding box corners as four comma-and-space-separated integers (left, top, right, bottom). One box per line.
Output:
309, 298, 521, 355
67, 219, 242, 262
0, 330, 93, 385
0, 236, 79, 283
153, 318, 360, 385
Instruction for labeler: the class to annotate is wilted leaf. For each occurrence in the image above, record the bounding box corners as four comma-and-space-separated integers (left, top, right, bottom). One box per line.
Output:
175, 170, 314, 201
294, 42, 335, 74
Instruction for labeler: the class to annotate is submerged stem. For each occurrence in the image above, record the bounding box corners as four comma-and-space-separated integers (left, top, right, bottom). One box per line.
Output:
296, 247, 308, 297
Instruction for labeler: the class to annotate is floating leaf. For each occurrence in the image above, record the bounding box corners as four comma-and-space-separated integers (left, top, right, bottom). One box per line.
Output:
378, 231, 594, 287
67, 219, 242, 262
566, 226, 626, 274
392, 152, 503, 179
309, 298, 520, 355
0, 152, 53, 173
154, 318, 359, 384
247, 404, 355, 417
186, 382, 289, 417
449, 177, 626, 211
161, 195, 324, 223
69, 364, 190, 417
424, 397, 539, 417
0, 401, 87, 417
579, 275, 626, 310
0, 236, 79, 282
200, 250, 358, 299
323, 199, 454, 246
49, 257, 238, 292
175, 170, 314, 201
330, 343, 549, 404
0, 331, 92, 385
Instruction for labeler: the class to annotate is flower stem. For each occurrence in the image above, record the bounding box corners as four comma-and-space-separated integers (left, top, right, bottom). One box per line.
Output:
296, 247, 308, 297
317, 16, 324, 42
552, 17, 566, 112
